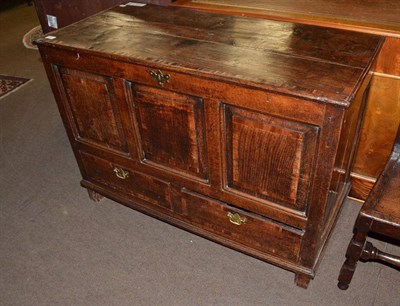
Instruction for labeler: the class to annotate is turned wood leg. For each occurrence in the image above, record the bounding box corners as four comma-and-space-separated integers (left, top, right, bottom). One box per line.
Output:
338, 226, 368, 290
87, 189, 104, 202
295, 273, 312, 289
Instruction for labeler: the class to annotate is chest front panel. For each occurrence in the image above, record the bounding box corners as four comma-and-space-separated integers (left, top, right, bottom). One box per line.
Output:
222, 104, 319, 213
129, 83, 209, 182
56, 67, 129, 154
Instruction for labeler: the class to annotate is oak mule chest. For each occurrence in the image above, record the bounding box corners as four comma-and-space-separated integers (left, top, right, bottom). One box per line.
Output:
36, 4, 383, 288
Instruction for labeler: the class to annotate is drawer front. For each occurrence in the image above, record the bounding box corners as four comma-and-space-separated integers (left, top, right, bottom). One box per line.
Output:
80, 151, 171, 209
181, 189, 303, 262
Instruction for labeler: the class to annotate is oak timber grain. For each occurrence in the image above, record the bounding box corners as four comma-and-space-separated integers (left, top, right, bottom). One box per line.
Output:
173, 0, 400, 37
173, 0, 400, 202
353, 75, 400, 178
80, 151, 172, 209
223, 104, 318, 212
107, 6, 381, 68
81, 179, 313, 277
37, 5, 382, 105
57, 67, 129, 153
181, 189, 303, 261
375, 37, 400, 76
36, 4, 382, 288
348, 173, 376, 200
131, 84, 209, 181
348, 36, 400, 199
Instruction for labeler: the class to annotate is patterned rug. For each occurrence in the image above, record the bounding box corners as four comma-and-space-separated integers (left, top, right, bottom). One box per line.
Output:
0, 75, 32, 100
22, 25, 43, 50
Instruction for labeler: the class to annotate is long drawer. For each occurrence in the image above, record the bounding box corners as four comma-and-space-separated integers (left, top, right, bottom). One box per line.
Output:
79, 151, 172, 210
180, 189, 303, 262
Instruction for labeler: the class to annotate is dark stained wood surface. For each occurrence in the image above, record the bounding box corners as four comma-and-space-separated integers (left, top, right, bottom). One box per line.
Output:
361, 126, 400, 228
338, 125, 400, 289
372, 161, 400, 225
36, 4, 383, 288
57, 67, 129, 153
80, 151, 172, 209
181, 189, 303, 261
223, 104, 318, 212
36, 4, 383, 106
173, 0, 400, 37
173, 0, 400, 202
131, 84, 209, 181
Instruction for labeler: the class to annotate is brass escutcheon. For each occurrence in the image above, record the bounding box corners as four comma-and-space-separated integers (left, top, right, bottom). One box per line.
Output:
113, 167, 130, 180
147, 69, 170, 88
227, 211, 247, 226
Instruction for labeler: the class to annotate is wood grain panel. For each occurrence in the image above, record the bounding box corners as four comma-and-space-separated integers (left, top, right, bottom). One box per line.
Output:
173, 0, 400, 37
375, 37, 400, 76
222, 105, 319, 212
173, 0, 397, 201
57, 67, 128, 153
130, 84, 209, 181
106, 6, 380, 69
181, 189, 303, 261
353, 75, 400, 179
330, 73, 371, 195
372, 125, 400, 219
36, 5, 382, 106
349, 173, 376, 200
80, 151, 171, 209
36, 4, 382, 287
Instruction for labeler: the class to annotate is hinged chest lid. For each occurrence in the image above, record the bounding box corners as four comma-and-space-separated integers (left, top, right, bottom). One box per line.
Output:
36, 4, 384, 106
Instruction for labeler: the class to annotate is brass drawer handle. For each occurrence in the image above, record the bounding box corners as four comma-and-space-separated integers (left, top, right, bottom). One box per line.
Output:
113, 167, 130, 180
227, 211, 247, 226
147, 69, 170, 88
